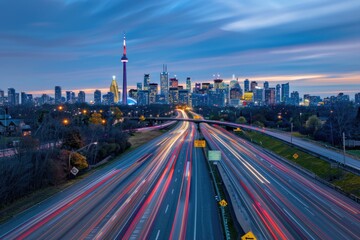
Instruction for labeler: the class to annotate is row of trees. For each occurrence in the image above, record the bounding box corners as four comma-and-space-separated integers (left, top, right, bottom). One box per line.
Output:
195, 103, 360, 148
0, 106, 133, 206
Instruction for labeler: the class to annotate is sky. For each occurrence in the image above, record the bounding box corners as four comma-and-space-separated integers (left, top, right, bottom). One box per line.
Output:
0, 0, 359, 99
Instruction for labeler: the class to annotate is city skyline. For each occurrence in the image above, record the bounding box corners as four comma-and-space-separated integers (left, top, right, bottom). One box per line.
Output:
0, 0, 359, 97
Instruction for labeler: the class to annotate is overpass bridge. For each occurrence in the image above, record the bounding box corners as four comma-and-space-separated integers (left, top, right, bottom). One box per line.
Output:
125, 116, 360, 173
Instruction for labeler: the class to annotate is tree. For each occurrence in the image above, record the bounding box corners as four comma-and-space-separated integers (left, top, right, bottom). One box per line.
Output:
62, 128, 83, 150
70, 152, 88, 170
236, 116, 247, 124
306, 115, 322, 136
89, 112, 103, 125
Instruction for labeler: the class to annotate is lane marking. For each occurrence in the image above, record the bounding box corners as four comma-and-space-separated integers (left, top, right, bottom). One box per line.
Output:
155, 230, 160, 240
165, 204, 169, 214
172, 189, 174, 194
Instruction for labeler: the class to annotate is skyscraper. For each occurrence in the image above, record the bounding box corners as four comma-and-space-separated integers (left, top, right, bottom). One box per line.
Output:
160, 65, 169, 103
66, 91, 72, 103
137, 82, 142, 90
21, 92, 28, 105
229, 79, 242, 106
55, 86, 62, 104
94, 90, 101, 104
281, 82, 290, 103
214, 78, 223, 90
149, 83, 158, 104
264, 81, 269, 90
110, 75, 119, 103
275, 84, 281, 104
169, 77, 179, 88
265, 88, 275, 105
78, 91, 85, 103
121, 35, 128, 105
355, 93, 360, 105
244, 79, 250, 92
250, 81, 258, 92
144, 74, 150, 90
8, 88, 16, 106
186, 77, 191, 90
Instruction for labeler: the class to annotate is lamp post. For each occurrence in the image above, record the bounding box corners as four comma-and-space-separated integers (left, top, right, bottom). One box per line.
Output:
290, 122, 293, 144
343, 132, 346, 166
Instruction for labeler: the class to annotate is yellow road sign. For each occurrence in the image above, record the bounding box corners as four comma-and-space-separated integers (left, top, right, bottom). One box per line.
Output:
234, 127, 241, 132
194, 115, 201, 120
293, 153, 299, 159
194, 140, 206, 148
241, 231, 257, 240
219, 199, 227, 207
139, 115, 146, 121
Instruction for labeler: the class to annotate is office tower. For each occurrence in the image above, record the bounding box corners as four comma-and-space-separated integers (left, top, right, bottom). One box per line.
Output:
160, 65, 169, 103
78, 91, 85, 103
179, 89, 190, 105
110, 75, 120, 103
144, 74, 150, 91
195, 83, 201, 93
149, 83, 158, 104
137, 90, 149, 105
281, 82, 290, 103
27, 94, 33, 104
103, 92, 114, 105
202, 83, 210, 91
129, 89, 138, 100
169, 87, 179, 105
229, 79, 242, 106
244, 79, 250, 92
213, 78, 223, 90
137, 82, 142, 90
264, 81, 269, 90
250, 81, 258, 92
186, 77, 191, 90
121, 35, 128, 105
7, 88, 16, 106
275, 84, 281, 104
21, 92, 28, 105
0, 89, 4, 105
15, 93, 19, 105
208, 91, 225, 107
169, 77, 178, 88
355, 93, 360, 105
55, 86, 62, 104
253, 87, 264, 106
290, 91, 300, 106
265, 88, 275, 105
94, 90, 101, 104
66, 91, 71, 103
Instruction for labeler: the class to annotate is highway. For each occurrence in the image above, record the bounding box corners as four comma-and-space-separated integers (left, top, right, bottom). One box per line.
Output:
201, 123, 360, 239
130, 116, 360, 171
0, 110, 222, 240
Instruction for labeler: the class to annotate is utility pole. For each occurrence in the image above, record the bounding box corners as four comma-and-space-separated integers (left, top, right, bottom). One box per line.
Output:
343, 132, 346, 166
290, 122, 293, 144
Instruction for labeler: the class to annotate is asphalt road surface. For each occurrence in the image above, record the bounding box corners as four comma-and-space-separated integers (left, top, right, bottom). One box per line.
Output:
201, 123, 360, 239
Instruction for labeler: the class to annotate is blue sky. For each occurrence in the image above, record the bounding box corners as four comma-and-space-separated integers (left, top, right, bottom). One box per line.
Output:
0, 0, 359, 99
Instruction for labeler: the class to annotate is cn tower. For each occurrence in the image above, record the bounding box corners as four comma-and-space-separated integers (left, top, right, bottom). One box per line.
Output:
121, 34, 128, 105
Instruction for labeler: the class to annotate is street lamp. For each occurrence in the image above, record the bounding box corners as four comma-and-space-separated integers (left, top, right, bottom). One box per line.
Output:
290, 122, 293, 144
63, 118, 69, 126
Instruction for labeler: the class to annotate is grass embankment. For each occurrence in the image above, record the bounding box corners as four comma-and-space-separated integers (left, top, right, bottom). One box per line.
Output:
348, 150, 360, 158
237, 131, 360, 198
0, 130, 167, 224
128, 130, 166, 150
